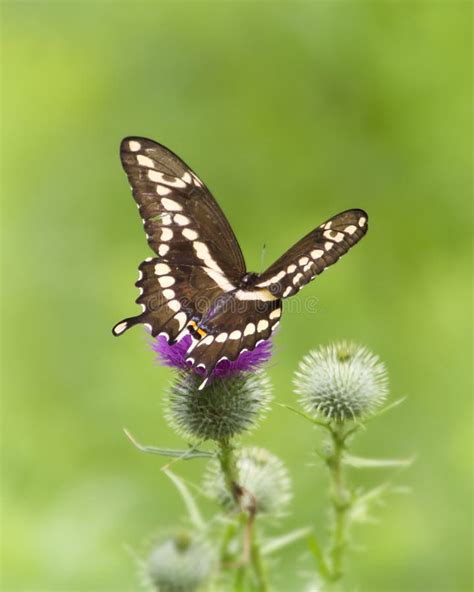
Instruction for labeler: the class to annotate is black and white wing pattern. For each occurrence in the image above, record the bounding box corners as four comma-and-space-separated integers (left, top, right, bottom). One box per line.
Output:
112, 137, 246, 344
251, 209, 368, 298
112, 136, 368, 389
116, 137, 246, 276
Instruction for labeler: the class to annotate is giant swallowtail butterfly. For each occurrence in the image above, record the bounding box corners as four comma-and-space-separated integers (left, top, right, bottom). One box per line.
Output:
113, 137, 368, 389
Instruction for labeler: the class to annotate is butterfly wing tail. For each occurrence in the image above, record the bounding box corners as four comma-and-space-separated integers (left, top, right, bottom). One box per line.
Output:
112, 258, 190, 341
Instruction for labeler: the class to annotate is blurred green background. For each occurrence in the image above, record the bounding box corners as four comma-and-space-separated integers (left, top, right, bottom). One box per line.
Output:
1, 1, 472, 591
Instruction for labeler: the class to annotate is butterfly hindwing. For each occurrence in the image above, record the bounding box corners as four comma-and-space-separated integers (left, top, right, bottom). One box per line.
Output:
253, 209, 368, 299
184, 297, 282, 377
112, 258, 225, 342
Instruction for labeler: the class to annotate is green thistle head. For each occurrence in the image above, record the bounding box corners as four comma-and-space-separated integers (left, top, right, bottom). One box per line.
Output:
164, 371, 272, 442
204, 446, 292, 516
144, 531, 215, 592
294, 342, 388, 423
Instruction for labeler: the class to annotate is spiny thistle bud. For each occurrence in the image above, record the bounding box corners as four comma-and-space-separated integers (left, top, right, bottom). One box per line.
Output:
204, 447, 292, 516
145, 531, 215, 592
164, 371, 272, 442
294, 342, 388, 422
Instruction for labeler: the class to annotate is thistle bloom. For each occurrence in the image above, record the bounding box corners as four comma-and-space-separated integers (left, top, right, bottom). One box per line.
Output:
204, 447, 292, 516
294, 342, 388, 422
164, 371, 272, 441
144, 531, 215, 592
152, 334, 273, 378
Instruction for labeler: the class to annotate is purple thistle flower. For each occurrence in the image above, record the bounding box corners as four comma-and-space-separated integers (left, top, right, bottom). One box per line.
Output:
152, 334, 272, 379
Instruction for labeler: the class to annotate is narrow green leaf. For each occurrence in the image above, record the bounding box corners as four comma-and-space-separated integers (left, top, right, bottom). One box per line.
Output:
162, 468, 205, 530
307, 534, 331, 580
343, 453, 414, 469
277, 403, 331, 429
350, 478, 411, 525
370, 397, 406, 420
261, 527, 312, 556
123, 429, 215, 459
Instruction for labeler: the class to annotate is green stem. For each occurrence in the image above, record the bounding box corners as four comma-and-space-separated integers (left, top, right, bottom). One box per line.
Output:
326, 424, 351, 585
250, 527, 269, 591
220, 521, 238, 566
217, 439, 240, 502
217, 440, 246, 591
217, 439, 268, 591
233, 562, 246, 591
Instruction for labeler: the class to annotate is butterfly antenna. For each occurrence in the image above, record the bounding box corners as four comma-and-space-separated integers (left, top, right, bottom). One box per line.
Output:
260, 243, 267, 272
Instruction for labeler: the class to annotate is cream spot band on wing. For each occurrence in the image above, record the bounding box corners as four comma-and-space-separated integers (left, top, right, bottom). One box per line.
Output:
293, 273, 303, 285
155, 263, 171, 275
161, 198, 182, 212
168, 300, 181, 312
175, 312, 187, 331
256, 270, 286, 288
137, 154, 155, 168
193, 241, 224, 273
257, 319, 269, 332
174, 214, 190, 226
158, 275, 175, 288
158, 244, 169, 256
324, 230, 344, 242
235, 289, 277, 302
128, 140, 141, 152
203, 268, 236, 292
200, 335, 215, 346
358, 216, 367, 227
191, 173, 203, 187
148, 170, 186, 188
114, 321, 128, 334
156, 185, 172, 196
182, 228, 198, 240
160, 228, 173, 241
244, 323, 256, 336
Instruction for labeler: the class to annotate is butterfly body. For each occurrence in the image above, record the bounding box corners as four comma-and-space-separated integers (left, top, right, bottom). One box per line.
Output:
113, 137, 368, 387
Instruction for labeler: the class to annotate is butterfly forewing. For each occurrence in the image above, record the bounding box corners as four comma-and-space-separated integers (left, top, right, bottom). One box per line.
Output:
114, 137, 248, 342
120, 137, 246, 279
253, 209, 368, 299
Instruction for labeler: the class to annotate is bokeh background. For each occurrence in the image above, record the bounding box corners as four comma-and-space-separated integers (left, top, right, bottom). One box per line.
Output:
2, 1, 472, 591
